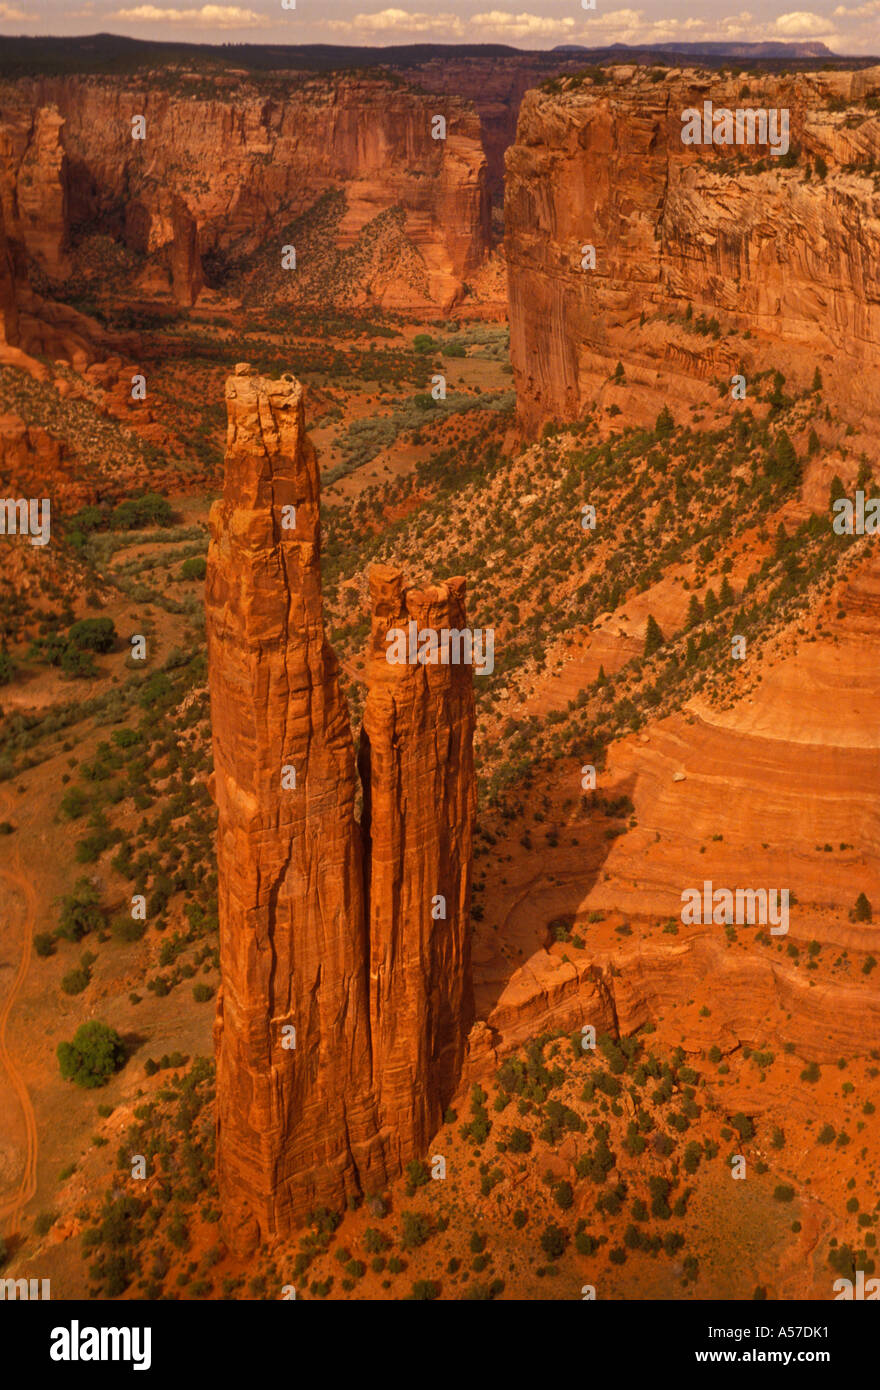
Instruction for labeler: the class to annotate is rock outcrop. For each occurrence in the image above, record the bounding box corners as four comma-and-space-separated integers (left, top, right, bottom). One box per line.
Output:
0, 199, 18, 345
0, 103, 69, 281
207, 367, 476, 1246
15, 107, 69, 279
505, 65, 880, 434
0, 74, 490, 311
169, 195, 203, 309
361, 566, 476, 1170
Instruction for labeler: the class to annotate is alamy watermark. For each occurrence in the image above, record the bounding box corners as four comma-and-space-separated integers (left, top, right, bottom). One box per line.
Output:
385, 620, 494, 676
681, 100, 790, 157
832, 489, 880, 535
1, 497, 51, 546
681, 880, 789, 934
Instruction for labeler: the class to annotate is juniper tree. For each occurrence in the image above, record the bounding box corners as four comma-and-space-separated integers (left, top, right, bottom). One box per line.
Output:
855, 893, 872, 923
644, 614, 664, 657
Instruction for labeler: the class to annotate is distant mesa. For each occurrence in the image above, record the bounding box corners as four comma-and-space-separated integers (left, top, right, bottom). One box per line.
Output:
551, 41, 838, 57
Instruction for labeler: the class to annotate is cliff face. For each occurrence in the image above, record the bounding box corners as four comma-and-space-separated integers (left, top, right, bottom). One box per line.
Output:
0, 103, 69, 282
361, 566, 476, 1169
0, 74, 489, 310
0, 199, 18, 345
207, 368, 475, 1246
506, 65, 880, 433
397, 56, 582, 204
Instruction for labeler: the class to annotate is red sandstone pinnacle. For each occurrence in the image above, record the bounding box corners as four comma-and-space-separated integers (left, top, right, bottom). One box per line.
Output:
206, 365, 386, 1251
169, 195, 202, 308
206, 368, 476, 1249
361, 565, 477, 1171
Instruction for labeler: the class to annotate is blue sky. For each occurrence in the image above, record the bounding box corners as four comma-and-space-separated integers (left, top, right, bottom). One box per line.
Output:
2, 2, 878, 55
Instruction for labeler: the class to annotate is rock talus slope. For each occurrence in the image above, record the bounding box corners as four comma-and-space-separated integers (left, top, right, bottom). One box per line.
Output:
207, 369, 476, 1246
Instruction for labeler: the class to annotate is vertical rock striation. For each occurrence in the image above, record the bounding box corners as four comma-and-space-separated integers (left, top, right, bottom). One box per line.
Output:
206, 365, 385, 1250
0, 74, 490, 311
207, 368, 476, 1248
169, 194, 203, 308
0, 199, 19, 346
505, 65, 880, 434
361, 566, 476, 1170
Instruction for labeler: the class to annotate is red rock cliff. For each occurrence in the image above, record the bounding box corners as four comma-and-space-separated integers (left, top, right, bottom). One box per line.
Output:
207, 368, 476, 1246
0, 74, 489, 311
506, 65, 880, 433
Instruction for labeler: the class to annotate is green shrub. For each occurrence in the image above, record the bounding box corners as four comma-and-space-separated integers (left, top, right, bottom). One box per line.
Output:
554, 1181, 574, 1210
67, 618, 116, 653
409, 1279, 439, 1300
111, 493, 173, 530
33, 1210, 59, 1237
400, 1211, 430, 1250
180, 555, 207, 582
57, 1022, 125, 1089
540, 1223, 567, 1259
57, 880, 103, 941
508, 1127, 532, 1154
61, 965, 91, 995
112, 917, 147, 944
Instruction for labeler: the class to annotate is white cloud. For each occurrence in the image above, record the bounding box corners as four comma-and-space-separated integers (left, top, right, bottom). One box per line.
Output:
110, 4, 267, 26
327, 8, 465, 34
0, 3, 30, 18
471, 10, 576, 38
773, 10, 834, 33
92, 1, 878, 55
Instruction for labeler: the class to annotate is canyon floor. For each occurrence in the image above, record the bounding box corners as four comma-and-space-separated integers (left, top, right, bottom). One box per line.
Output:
1, 262, 878, 1300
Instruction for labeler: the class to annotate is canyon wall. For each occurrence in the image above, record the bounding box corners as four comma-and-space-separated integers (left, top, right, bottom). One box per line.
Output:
506, 65, 880, 433
206, 367, 476, 1247
397, 55, 582, 204
0, 74, 490, 311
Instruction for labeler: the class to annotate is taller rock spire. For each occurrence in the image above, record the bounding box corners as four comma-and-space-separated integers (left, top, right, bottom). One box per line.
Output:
206, 365, 385, 1251
206, 366, 476, 1249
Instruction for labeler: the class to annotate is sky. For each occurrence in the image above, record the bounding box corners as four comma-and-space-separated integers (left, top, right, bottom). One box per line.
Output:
1, 1, 878, 55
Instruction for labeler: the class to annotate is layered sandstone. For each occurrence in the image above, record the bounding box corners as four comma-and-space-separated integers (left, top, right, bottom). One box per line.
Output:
206, 365, 385, 1249
207, 368, 476, 1245
0, 104, 69, 281
0, 74, 490, 310
506, 65, 880, 433
361, 566, 476, 1169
